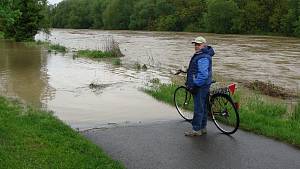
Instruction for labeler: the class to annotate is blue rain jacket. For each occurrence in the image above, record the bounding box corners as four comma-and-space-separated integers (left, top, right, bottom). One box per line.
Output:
186, 46, 214, 89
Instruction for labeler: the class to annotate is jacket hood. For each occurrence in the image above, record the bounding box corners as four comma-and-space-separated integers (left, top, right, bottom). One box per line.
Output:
201, 46, 215, 57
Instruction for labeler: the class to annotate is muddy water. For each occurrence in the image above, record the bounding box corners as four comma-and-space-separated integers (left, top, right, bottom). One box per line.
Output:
1, 29, 300, 129
37, 29, 300, 90
0, 39, 177, 130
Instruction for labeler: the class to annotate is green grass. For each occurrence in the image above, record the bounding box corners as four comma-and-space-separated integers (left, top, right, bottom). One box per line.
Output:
0, 31, 4, 39
144, 83, 300, 148
291, 100, 300, 121
0, 96, 124, 169
76, 50, 117, 58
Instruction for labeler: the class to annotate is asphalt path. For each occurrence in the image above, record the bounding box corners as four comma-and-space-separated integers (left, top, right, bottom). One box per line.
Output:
83, 120, 300, 169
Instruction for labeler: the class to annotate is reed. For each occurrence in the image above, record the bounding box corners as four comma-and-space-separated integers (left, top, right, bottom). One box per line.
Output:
76, 36, 123, 58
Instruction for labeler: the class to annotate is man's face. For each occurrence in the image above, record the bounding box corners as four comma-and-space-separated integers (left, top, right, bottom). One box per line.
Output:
194, 43, 205, 52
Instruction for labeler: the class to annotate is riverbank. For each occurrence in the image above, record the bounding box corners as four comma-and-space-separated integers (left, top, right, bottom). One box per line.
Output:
144, 81, 300, 148
0, 96, 124, 169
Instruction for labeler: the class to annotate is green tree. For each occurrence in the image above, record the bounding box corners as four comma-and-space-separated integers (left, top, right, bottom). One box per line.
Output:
280, 9, 297, 35
205, 0, 240, 33
238, 1, 262, 33
269, 1, 288, 33
155, 15, 178, 31
3, 0, 49, 41
102, 0, 134, 29
0, 0, 21, 35
50, 0, 71, 28
48, 0, 300, 38
294, 16, 300, 37
129, 0, 157, 30
91, 0, 107, 29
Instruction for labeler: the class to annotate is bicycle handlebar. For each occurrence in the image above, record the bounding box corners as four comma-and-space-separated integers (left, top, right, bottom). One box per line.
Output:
174, 69, 187, 75
173, 70, 216, 85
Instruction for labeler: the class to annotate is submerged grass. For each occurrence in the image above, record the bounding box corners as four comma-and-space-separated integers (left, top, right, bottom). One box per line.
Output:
76, 50, 116, 58
76, 36, 123, 59
133, 61, 148, 70
0, 96, 124, 169
23, 40, 67, 53
48, 43, 67, 53
112, 58, 122, 66
144, 83, 300, 148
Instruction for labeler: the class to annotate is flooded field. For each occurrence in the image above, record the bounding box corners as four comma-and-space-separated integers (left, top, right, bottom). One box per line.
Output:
1, 29, 300, 129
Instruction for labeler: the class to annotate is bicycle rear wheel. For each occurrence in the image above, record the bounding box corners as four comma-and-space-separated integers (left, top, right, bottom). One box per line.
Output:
210, 93, 239, 134
174, 86, 193, 121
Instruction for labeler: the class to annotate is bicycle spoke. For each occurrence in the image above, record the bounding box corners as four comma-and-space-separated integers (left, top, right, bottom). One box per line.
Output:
210, 93, 239, 134
174, 86, 193, 121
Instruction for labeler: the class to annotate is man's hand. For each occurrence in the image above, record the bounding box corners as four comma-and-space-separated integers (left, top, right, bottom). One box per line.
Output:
187, 87, 197, 94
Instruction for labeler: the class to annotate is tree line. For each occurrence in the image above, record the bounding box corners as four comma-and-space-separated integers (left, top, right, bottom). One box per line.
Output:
50, 0, 300, 37
1, 0, 300, 41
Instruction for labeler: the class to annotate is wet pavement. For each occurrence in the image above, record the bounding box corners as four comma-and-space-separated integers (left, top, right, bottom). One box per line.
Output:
83, 120, 300, 169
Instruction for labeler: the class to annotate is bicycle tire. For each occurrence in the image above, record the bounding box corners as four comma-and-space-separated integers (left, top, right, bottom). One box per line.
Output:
174, 86, 193, 121
209, 93, 239, 134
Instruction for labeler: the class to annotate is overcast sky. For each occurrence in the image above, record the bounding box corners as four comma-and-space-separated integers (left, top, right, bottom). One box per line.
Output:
48, 0, 62, 4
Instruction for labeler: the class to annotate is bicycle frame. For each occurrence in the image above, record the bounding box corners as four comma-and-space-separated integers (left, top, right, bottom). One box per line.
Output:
173, 70, 240, 134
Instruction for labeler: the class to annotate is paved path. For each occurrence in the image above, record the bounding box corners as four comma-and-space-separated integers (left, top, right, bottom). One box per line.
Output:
82, 120, 300, 169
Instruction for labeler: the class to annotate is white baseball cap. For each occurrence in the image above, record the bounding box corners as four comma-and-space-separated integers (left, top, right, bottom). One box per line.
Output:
192, 36, 207, 44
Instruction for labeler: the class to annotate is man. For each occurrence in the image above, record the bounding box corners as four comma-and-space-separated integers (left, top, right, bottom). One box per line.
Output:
184, 36, 214, 136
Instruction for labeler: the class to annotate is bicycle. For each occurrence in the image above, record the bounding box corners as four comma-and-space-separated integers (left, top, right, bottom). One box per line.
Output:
173, 70, 240, 135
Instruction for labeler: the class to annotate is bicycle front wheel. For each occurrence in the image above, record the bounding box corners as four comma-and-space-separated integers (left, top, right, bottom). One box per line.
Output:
174, 86, 194, 121
210, 93, 239, 134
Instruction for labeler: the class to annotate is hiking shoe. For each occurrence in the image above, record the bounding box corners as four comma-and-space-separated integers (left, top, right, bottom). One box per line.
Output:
184, 130, 203, 136
201, 128, 207, 134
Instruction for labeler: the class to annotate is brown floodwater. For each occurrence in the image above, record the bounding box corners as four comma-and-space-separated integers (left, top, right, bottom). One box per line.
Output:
1, 29, 300, 129
36, 29, 300, 90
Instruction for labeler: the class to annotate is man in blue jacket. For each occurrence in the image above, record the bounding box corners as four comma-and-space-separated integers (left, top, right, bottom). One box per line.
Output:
184, 36, 214, 136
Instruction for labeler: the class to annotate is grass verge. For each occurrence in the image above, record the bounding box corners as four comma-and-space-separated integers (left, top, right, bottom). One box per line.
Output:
0, 96, 124, 169
0, 31, 4, 39
144, 83, 300, 148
